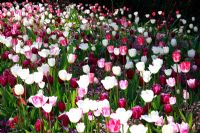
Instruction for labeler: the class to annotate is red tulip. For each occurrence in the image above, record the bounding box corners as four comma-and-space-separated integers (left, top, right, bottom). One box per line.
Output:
161, 93, 170, 104
34, 119, 44, 132
58, 101, 66, 112
159, 75, 166, 85
180, 61, 190, 73
70, 78, 78, 89
164, 104, 172, 114
0, 75, 7, 87
137, 36, 145, 46
126, 69, 134, 79
100, 93, 108, 100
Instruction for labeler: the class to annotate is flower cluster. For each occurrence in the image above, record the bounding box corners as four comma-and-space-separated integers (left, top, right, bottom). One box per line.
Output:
0, 1, 199, 133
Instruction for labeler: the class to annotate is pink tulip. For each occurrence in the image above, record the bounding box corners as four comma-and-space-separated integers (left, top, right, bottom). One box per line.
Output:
155, 117, 164, 126
49, 96, 57, 106
169, 97, 176, 105
179, 122, 189, 133
101, 107, 110, 117
119, 80, 128, 90
183, 90, 189, 100
187, 79, 196, 90
107, 45, 114, 53
172, 50, 181, 63
78, 87, 87, 98
88, 73, 94, 83
97, 58, 105, 68
106, 118, 120, 133
104, 62, 112, 72
166, 77, 176, 87
12, 55, 19, 62
28, 94, 48, 108
180, 61, 190, 73
119, 46, 128, 56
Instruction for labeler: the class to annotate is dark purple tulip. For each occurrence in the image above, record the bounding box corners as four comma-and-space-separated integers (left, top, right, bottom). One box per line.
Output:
58, 113, 69, 127
34, 119, 44, 132
126, 69, 134, 79
1, 51, 9, 60
70, 78, 78, 89
58, 101, 66, 112
0, 75, 7, 87
164, 104, 172, 114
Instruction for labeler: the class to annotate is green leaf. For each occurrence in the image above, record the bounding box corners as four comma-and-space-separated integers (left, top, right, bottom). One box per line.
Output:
188, 113, 193, 129
179, 110, 186, 122
26, 28, 36, 41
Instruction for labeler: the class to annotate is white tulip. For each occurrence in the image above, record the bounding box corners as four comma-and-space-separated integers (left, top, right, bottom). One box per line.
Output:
82, 65, 90, 74
101, 76, 118, 90
14, 84, 24, 95
171, 38, 177, 47
129, 124, 148, 133
17, 68, 30, 80
128, 48, 137, 57
33, 72, 43, 83
136, 62, 145, 72
102, 39, 108, 47
76, 122, 85, 133
114, 48, 120, 55
162, 124, 174, 133
48, 58, 55, 67
164, 69, 172, 76
67, 108, 83, 123
187, 49, 195, 58
141, 90, 154, 103
112, 66, 121, 76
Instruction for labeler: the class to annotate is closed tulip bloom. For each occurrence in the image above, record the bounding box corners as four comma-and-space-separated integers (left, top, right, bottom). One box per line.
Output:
180, 61, 190, 73
166, 77, 176, 87
172, 50, 181, 63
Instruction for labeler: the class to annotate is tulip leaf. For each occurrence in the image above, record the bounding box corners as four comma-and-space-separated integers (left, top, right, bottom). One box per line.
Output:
188, 112, 193, 129
179, 109, 186, 122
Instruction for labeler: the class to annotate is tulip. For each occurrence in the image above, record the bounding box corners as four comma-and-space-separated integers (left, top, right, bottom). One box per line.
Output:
34, 119, 44, 132
166, 77, 176, 87
13, 84, 24, 96
97, 58, 105, 68
58, 113, 69, 127
137, 36, 145, 45
107, 45, 114, 53
129, 124, 148, 133
0, 75, 7, 87
172, 50, 181, 63
58, 101, 66, 112
119, 45, 128, 56
164, 104, 172, 114
162, 124, 174, 133
100, 93, 108, 100
179, 122, 189, 133
67, 108, 83, 123
141, 90, 154, 103
187, 79, 196, 90
70, 78, 78, 88
119, 80, 128, 90
104, 62, 112, 72
132, 105, 143, 119
152, 83, 161, 95
161, 93, 170, 104
180, 61, 190, 73
118, 98, 126, 108
106, 118, 120, 133
76, 122, 85, 133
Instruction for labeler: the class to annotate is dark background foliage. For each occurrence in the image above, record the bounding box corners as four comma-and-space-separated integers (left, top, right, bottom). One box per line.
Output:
2, 0, 200, 23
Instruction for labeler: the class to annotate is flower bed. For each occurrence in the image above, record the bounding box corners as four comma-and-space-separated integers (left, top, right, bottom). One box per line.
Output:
0, 2, 200, 133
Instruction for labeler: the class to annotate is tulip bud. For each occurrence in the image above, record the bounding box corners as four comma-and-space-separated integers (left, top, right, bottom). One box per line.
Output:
152, 83, 162, 95
164, 104, 172, 114
118, 98, 126, 108
132, 105, 143, 119
161, 93, 170, 104
100, 93, 108, 100
172, 50, 181, 63
34, 119, 44, 132
13, 84, 24, 96
58, 101, 66, 112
